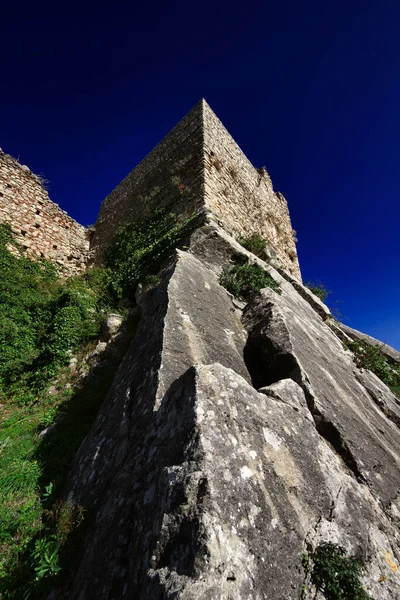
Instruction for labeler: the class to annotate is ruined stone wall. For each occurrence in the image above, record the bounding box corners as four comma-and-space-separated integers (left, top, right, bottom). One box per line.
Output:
0, 150, 89, 275
90, 102, 205, 262
202, 104, 301, 279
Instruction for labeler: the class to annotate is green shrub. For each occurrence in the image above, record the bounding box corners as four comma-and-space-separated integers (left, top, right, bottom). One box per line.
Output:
104, 205, 196, 297
237, 233, 267, 258
304, 542, 372, 600
348, 340, 400, 396
305, 281, 331, 302
219, 263, 280, 301
0, 224, 109, 404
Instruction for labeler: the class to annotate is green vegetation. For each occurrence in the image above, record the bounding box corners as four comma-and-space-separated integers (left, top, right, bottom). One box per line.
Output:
237, 233, 267, 259
302, 542, 372, 600
104, 205, 196, 298
219, 263, 280, 301
0, 206, 193, 598
348, 340, 400, 397
304, 281, 331, 302
0, 225, 110, 406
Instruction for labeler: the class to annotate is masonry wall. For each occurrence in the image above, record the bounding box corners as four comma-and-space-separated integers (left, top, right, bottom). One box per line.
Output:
92, 100, 301, 279
0, 150, 89, 276
202, 104, 301, 279
90, 102, 206, 262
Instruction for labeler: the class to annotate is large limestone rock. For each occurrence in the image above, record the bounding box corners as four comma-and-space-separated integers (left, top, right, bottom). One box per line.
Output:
51, 228, 400, 599
242, 279, 400, 511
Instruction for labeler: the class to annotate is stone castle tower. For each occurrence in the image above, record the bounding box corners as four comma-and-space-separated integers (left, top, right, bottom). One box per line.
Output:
92, 99, 301, 279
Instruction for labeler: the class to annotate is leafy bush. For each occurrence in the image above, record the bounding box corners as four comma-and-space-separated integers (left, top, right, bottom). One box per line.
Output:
304, 542, 372, 600
237, 233, 267, 258
219, 263, 280, 301
0, 224, 108, 404
348, 340, 400, 396
305, 281, 331, 302
104, 205, 196, 297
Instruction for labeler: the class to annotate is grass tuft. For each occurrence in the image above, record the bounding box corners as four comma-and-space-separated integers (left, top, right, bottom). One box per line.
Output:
237, 233, 267, 259
304, 281, 331, 302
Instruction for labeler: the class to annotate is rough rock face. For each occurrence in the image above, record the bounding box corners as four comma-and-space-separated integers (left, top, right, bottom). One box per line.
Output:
52, 226, 400, 599
242, 276, 400, 508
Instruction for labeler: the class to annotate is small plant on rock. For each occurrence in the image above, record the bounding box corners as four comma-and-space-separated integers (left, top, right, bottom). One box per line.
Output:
31, 536, 61, 581
348, 340, 400, 396
104, 205, 196, 297
237, 233, 267, 259
219, 263, 280, 301
305, 281, 331, 302
303, 542, 372, 600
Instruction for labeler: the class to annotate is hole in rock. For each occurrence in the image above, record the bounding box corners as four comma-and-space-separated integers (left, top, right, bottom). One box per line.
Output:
243, 335, 302, 390
230, 251, 248, 265
157, 518, 199, 576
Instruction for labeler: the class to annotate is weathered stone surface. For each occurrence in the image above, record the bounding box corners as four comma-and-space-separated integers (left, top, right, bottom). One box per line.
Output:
337, 322, 400, 363
49, 251, 247, 598
277, 267, 331, 321
355, 368, 400, 428
53, 362, 400, 599
258, 377, 312, 416
156, 250, 250, 401
88, 341, 107, 361
101, 313, 123, 340
50, 231, 400, 599
242, 280, 400, 511
189, 220, 281, 276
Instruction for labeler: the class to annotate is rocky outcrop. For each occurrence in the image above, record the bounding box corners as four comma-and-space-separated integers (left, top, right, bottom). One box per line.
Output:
52, 226, 400, 599
242, 276, 400, 508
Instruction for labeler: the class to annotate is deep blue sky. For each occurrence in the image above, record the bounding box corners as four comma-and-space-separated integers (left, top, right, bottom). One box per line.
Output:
2, 1, 399, 349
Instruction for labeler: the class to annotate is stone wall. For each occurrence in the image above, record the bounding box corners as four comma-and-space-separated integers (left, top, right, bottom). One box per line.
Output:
91, 100, 301, 279
0, 150, 89, 275
202, 102, 301, 279
90, 102, 205, 262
